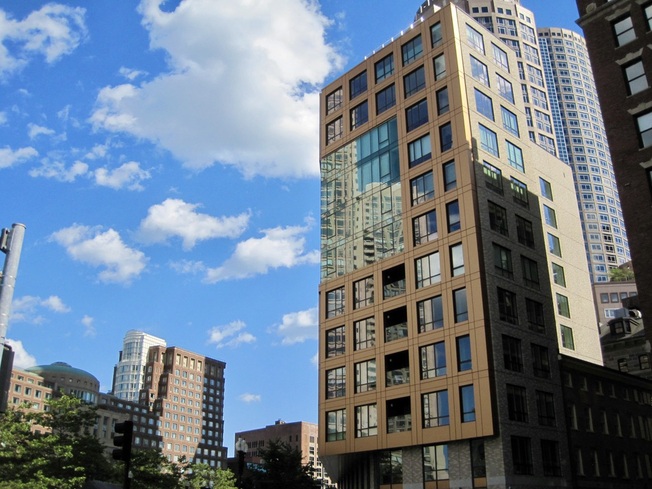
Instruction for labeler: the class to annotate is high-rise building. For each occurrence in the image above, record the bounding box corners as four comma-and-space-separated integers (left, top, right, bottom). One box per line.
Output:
575, 0, 652, 332
318, 2, 601, 488
139, 345, 227, 467
112, 329, 166, 402
537, 27, 631, 282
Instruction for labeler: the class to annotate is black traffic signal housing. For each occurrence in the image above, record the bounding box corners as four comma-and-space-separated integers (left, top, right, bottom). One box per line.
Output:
112, 420, 134, 463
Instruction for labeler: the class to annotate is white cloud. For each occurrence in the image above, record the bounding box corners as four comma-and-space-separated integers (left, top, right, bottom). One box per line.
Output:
138, 198, 250, 250
204, 223, 319, 283
5, 339, 37, 369
90, 0, 344, 178
0, 146, 38, 168
94, 161, 151, 190
169, 259, 206, 275
27, 122, 55, 139
81, 315, 96, 337
119, 66, 146, 81
0, 112, 6, 125
311, 352, 318, 367
84, 143, 108, 160
239, 393, 261, 403
207, 320, 256, 349
29, 159, 88, 182
0, 4, 87, 79
50, 224, 148, 284
11, 294, 70, 324
273, 306, 318, 345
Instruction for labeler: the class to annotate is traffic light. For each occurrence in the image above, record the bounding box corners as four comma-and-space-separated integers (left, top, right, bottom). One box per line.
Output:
112, 420, 134, 463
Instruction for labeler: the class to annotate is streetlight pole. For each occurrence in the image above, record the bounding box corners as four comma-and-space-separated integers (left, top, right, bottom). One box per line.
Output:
235, 437, 248, 488
0, 223, 25, 374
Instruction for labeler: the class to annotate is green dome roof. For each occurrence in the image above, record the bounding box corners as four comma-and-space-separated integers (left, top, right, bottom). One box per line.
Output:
26, 361, 99, 385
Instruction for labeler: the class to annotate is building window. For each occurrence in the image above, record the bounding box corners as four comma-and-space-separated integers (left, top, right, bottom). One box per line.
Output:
492, 43, 509, 71
421, 342, 446, 379
326, 87, 343, 115
511, 436, 533, 475
436, 86, 449, 115
470, 56, 489, 86
355, 404, 377, 438
503, 335, 523, 372
383, 265, 406, 299
560, 325, 575, 350
408, 133, 432, 167
350, 101, 368, 130
640, 354, 650, 370
613, 16, 636, 47
440, 122, 453, 152
506, 141, 524, 172
326, 287, 345, 318
600, 292, 609, 303
450, 243, 465, 276
434, 54, 446, 80
422, 391, 449, 427
475, 89, 494, 120
532, 344, 551, 378
413, 210, 438, 245
521, 256, 540, 289
386, 397, 411, 433
326, 367, 345, 399
547, 233, 562, 257
411, 171, 434, 205
326, 326, 345, 358
354, 317, 375, 351
536, 391, 556, 427
460, 385, 476, 422
376, 84, 396, 114
466, 24, 485, 53
624, 60, 648, 95
375, 54, 394, 83
539, 177, 553, 201
516, 215, 534, 248
497, 74, 515, 103
556, 293, 570, 318
384, 307, 408, 342
541, 440, 561, 476
493, 243, 513, 278
443, 160, 456, 191
484, 162, 503, 194
446, 200, 460, 233
406, 99, 429, 132
543, 205, 557, 228
349, 71, 367, 100
380, 449, 404, 482
404, 65, 426, 97
479, 124, 499, 156
353, 276, 374, 309
417, 295, 443, 333
488, 202, 508, 237
453, 288, 468, 322
402, 35, 423, 66
423, 444, 449, 481
526, 298, 545, 333
507, 384, 528, 422
498, 288, 518, 324
456, 335, 472, 371
636, 111, 652, 148
326, 409, 346, 441
416, 252, 441, 288
510, 178, 528, 207
326, 117, 343, 144
501, 107, 519, 136
355, 360, 376, 393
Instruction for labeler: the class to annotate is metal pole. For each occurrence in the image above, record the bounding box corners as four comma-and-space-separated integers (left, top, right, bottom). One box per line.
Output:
0, 223, 26, 370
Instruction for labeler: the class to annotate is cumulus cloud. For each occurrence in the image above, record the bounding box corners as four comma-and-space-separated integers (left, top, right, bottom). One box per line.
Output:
27, 123, 55, 139
29, 159, 88, 182
0, 146, 38, 168
11, 294, 71, 324
81, 315, 96, 337
204, 223, 319, 283
119, 66, 146, 81
50, 224, 148, 284
5, 339, 37, 369
138, 198, 250, 250
94, 161, 151, 190
239, 393, 261, 403
273, 306, 318, 345
0, 4, 87, 79
207, 320, 256, 348
90, 0, 343, 178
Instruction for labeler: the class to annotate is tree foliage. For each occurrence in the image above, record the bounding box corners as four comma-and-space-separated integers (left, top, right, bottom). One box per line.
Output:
609, 266, 635, 282
249, 439, 319, 489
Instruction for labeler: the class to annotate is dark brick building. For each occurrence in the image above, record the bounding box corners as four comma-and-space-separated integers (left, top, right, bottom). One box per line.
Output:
575, 0, 652, 341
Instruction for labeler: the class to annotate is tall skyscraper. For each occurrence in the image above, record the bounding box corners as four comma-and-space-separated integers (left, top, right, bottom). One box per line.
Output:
112, 330, 166, 402
318, 2, 601, 488
575, 1, 652, 332
537, 27, 630, 282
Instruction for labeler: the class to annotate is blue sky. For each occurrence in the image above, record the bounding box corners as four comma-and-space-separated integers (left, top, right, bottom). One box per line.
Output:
0, 0, 581, 454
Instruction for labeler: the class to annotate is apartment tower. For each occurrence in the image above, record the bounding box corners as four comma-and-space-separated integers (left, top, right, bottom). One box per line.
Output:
575, 0, 652, 334
112, 329, 166, 402
318, 2, 601, 488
